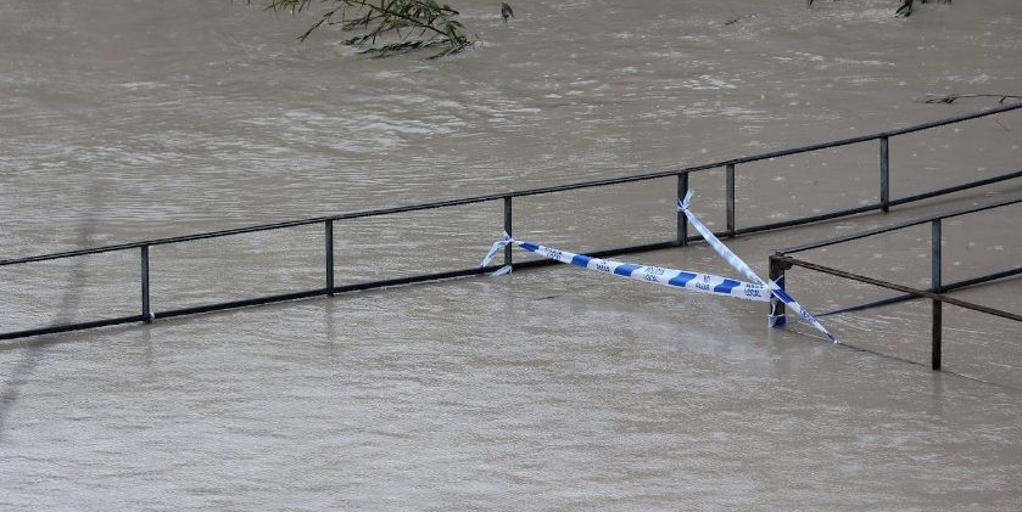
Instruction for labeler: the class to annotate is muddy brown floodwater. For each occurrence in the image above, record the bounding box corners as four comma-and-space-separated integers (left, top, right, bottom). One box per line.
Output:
2, 0, 1021, 509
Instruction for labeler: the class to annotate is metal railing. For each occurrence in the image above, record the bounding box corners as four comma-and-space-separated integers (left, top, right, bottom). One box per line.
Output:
2, 102, 1021, 341
770, 197, 1022, 371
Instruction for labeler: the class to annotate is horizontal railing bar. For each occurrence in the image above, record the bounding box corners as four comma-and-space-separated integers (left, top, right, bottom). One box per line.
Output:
161, 241, 685, 317
0, 314, 146, 341
735, 203, 882, 236
332, 240, 692, 293
8, 163, 1014, 269
781, 193, 1022, 254
3, 213, 1012, 341
819, 293, 915, 317
3, 181, 1018, 340
0, 238, 692, 341
775, 255, 1022, 323
941, 265, 1022, 291
159, 240, 687, 318
819, 265, 1022, 317
0, 177, 703, 266
154, 288, 332, 320
873, 101, 1022, 137
158, 268, 500, 319
889, 169, 1022, 208
331, 267, 497, 294
511, 240, 684, 269
724, 101, 1022, 166
736, 168, 1022, 238
3, 104, 1019, 267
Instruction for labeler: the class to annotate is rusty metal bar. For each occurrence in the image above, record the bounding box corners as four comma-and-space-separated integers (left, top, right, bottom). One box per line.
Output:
774, 255, 1022, 323
819, 265, 1022, 317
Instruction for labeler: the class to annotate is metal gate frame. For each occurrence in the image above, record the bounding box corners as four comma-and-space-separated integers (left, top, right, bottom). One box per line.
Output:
769, 197, 1022, 370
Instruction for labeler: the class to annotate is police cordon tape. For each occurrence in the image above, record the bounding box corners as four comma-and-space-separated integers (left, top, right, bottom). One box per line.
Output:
480, 235, 771, 302
479, 190, 837, 343
676, 191, 836, 342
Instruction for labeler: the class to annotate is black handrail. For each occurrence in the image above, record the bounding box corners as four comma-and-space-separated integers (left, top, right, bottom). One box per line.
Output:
3, 103, 1021, 342
3, 102, 1019, 267
779, 196, 1022, 254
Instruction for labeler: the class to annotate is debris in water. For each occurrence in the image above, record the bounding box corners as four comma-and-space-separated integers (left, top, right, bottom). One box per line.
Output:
723, 14, 754, 26
501, 2, 514, 23
895, 0, 913, 17
922, 93, 1022, 105
897, 0, 952, 18
809, 0, 951, 17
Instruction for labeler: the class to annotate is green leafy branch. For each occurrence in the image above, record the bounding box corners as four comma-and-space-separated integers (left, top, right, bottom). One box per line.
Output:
264, 0, 473, 58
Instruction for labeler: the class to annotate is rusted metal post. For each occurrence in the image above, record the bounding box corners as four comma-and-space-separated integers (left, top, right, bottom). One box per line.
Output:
768, 254, 789, 327
931, 219, 942, 370
325, 220, 335, 295
141, 245, 153, 323
503, 196, 513, 268
677, 173, 689, 246
726, 164, 736, 237
880, 136, 890, 213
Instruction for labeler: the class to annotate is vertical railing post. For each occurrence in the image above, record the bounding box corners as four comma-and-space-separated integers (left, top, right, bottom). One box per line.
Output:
880, 136, 890, 213
140, 245, 153, 323
325, 220, 335, 296
931, 219, 942, 371
503, 196, 513, 268
725, 163, 736, 237
677, 173, 689, 246
768, 254, 788, 327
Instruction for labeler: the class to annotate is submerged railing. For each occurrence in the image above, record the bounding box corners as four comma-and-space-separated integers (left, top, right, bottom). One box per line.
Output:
770, 197, 1022, 370
2, 102, 1020, 341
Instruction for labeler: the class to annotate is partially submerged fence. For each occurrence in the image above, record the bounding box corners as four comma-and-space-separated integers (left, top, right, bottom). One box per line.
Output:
2, 102, 1021, 341
769, 197, 1022, 370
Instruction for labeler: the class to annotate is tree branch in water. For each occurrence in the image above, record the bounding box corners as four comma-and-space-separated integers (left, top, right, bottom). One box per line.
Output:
263, 0, 473, 58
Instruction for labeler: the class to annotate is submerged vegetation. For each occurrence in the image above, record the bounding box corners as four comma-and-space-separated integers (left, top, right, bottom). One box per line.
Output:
263, 0, 474, 58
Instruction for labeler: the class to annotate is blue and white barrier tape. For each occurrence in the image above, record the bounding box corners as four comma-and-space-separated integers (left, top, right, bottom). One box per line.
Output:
480, 234, 771, 303
677, 190, 837, 343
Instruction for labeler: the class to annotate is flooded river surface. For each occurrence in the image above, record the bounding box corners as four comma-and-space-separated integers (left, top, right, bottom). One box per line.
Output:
2, 0, 1022, 509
